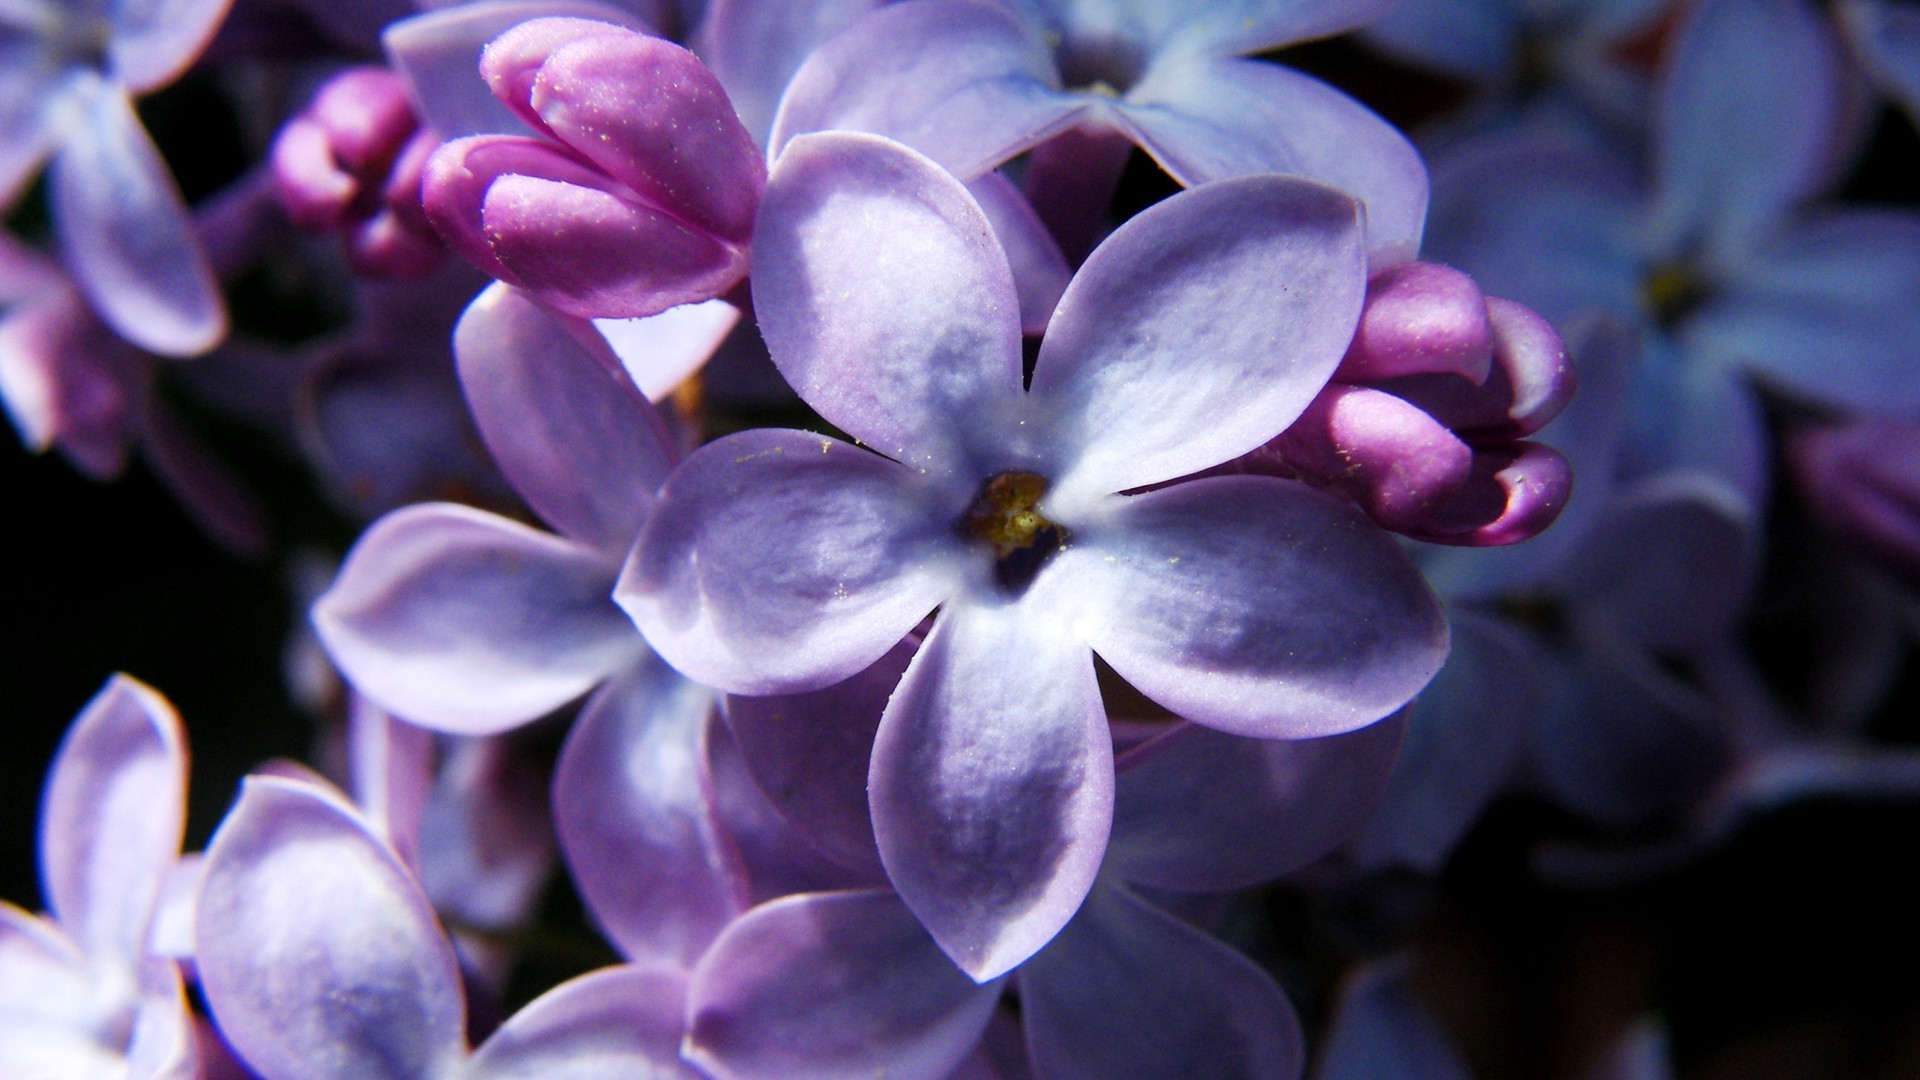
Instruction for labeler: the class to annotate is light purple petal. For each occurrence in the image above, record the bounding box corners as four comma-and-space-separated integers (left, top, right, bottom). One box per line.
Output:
196, 776, 466, 1080
108, 0, 236, 94
40, 674, 186, 966
415, 738, 555, 936
1030, 176, 1366, 507
1020, 882, 1303, 1080
1120, 54, 1428, 263
0, 45, 55, 205
704, 715, 882, 903
967, 171, 1070, 336
467, 964, 697, 1079
1111, 0, 1402, 55
723, 640, 915, 876
870, 600, 1112, 982
619, 428, 962, 694
553, 660, 738, 969
695, 0, 887, 143
454, 283, 677, 556
49, 78, 223, 357
345, 700, 435, 871
1109, 713, 1407, 891
146, 856, 204, 962
0, 903, 125, 1078
770, 0, 1081, 179
1648, 0, 1850, 259
124, 959, 198, 1080
751, 131, 1027, 476
1059, 476, 1449, 739
1349, 612, 1536, 873
313, 503, 642, 735
594, 297, 740, 402
383, 1, 652, 138
685, 889, 1003, 1080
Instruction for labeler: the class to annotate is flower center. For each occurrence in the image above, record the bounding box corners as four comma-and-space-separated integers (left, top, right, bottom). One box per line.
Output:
1642, 261, 1709, 327
1054, 33, 1146, 97
963, 471, 1068, 591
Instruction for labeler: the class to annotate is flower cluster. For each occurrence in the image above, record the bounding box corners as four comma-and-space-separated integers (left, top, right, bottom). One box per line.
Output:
5, 0, 1919, 1077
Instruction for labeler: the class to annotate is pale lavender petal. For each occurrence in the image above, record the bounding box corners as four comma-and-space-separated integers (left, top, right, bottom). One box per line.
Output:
0, 47, 54, 205
1121, 54, 1427, 263
1844, 0, 1920, 123
770, 0, 1082, 177
594, 297, 740, 402
695, 0, 887, 143
1059, 476, 1448, 739
1350, 612, 1536, 873
383, 1, 652, 138
313, 503, 643, 734
454, 283, 676, 555
40, 674, 186, 966
346, 700, 434, 870
1648, 0, 1850, 259
619, 428, 962, 694
0, 903, 125, 1078
467, 964, 697, 1079
967, 171, 1070, 335
1316, 957, 1471, 1080
1020, 882, 1303, 1080
685, 889, 1003, 1080
108, 0, 236, 94
751, 131, 1027, 476
1109, 713, 1406, 891
1030, 176, 1366, 507
554, 659, 737, 968
723, 640, 914, 876
49, 79, 223, 357
870, 600, 1111, 982
146, 856, 204, 961
196, 776, 466, 1080
415, 738, 554, 936
1109, 0, 1401, 55
124, 960, 198, 1080
704, 716, 881, 903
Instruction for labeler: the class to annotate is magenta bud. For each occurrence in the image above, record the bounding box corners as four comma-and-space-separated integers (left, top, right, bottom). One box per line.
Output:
1335, 262, 1494, 384
271, 116, 356, 231
1406, 441, 1573, 547
309, 68, 419, 173
1272, 384, 1475, 531
479, 17, 633, 138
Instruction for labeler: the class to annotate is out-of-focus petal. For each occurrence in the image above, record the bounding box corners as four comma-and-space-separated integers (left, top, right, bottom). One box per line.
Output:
1058, 476, 1448, 739
553, 661, 738, 969
0, 47, 54, 206
1361, 0, 1517, 80
1109, 713, 1406, 891
466, 964, 698, 1079
196, 776, 466, 1080
1843, 0, 1920, 123
1128, 0, 1402, 56
696, 0, 887, 143
1316, 957, 1471, 1080
1647, 0, 1849, 261
1031, 177, 1366, 509
49, 79, 223, 357
108, 0, 236, 94
1020, 882, 1303, 1080
40, 674, 186, 967
770, 0, 1081, 179
724, 640, 914, 875
752, 131, 1026, 476
0, 903, 124, 1078
684, 890, 1003, 1080
124, 960, 198, 1080
870, 600, 1111, 982
619, 428, 962, 695
1121, 54, 1427, 263
345, 701, 434, 870
455, 283, 676, 555
313, 503, 643, 735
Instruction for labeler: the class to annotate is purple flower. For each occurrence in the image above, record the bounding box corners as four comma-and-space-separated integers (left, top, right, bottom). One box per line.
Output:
1, 0, 234, 354
770, 0, 1428, 262
0, 676, 199, 1078
620, 131, 1448, 979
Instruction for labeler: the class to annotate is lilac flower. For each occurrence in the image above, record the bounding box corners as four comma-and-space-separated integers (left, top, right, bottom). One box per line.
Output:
195, 772, 700, 1080
420, 16, 764, 319
770, 0, 1429, 262
1423, 0, 1920, 511
1, 0, 234, 355
621, 131, 1448, 980
0, 676, 198, 1079
687, 667, 1408, 1080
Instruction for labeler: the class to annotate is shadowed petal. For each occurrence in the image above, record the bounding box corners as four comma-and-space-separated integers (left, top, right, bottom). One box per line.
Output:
696, 0, 887, 143
553, 661, 738, 969
1116, 0, 1401, 56
1110, 713, 1406, 891
455, 283, 677, 555
40, 674, 186, 966
196, 777, 466, 1080
1031, 177, 1366, 508
1121, 55, 1427, 263
108, 0, 236, 94
1061, 476, 1448, 739
1316, 957, 1471, 1080
619, 428, 962, 694
752, 132, 1027, 476
314, 503, 642, 735
685, 890, 1003, 1080
968, 171, 1070, 335
871, 600, 1112, 981
49, 79, 223, 357
1020, 882, 1303, 1080
1844, 0, 1920, 123
467, 965, 698, 1079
